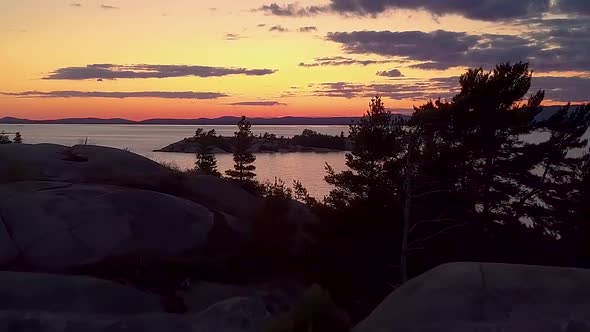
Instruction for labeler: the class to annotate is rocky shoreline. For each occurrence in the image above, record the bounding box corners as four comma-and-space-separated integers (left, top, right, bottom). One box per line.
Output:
156, 136, 349, 154
156, 129, 352, 154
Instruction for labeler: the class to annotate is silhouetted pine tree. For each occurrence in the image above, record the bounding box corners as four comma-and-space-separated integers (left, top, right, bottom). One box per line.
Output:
325, 95, 406, 215
515, 104, 590, 232
225, 116, 256, 183
413, 63, 545, 229
568, 153, 590, 265
399, 63, 590, 270
195, 145, 220, 176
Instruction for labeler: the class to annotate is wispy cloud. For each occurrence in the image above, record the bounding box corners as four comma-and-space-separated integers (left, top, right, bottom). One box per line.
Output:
299, 56, 396, 67
269, 25, 289, 32
308, 75, 590, 103
228, 101, 287, 106
224, 33, 242, 40
256, 3, 328, 16
100, 4, 119, 10
309, 77, 460, 99
69, 3, 82, 7
377, 69, 404, 77
298, 26, 318, 33
257, 1, 553, 21
0, 90, 228, 99
43, 64, 278, 80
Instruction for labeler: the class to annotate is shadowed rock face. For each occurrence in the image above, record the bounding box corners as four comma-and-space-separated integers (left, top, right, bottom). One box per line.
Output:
0, 143, 172, 186
0, 144, 320, 331
0, 271, 161, 315
354, 263, 590, 332
0, 181, 214, 270
0, 144, 319, 267
0, 272, 274, 332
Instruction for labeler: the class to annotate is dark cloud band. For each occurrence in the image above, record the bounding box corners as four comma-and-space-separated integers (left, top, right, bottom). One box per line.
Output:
0, 91, 228, 99
326, 28, 590, 72
309, 77, 459, 99
258, 1, 589, 21
43, 64, 278, 80
228, 101, 287, 106
310, 75, 590, 103
377, 69, 404, 77
299, 56, 396, 67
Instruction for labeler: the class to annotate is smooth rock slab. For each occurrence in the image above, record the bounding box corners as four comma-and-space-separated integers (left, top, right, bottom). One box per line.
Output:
0, 298, 270, 332
0, 181, 214, 269
0, 143, 173, 186
354, 263, 590, 332
0, 271, 161, 315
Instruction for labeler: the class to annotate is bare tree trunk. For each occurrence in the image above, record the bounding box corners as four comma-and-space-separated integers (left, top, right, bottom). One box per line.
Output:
401, 177, 411, 283
400, 135, 413, 284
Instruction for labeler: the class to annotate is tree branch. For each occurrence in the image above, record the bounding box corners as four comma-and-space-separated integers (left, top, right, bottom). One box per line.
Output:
409, 224, 468, 245
412, 189, 465, 199
409, 218, 464, 234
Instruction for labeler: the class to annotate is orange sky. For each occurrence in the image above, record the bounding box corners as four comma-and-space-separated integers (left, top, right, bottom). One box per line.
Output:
0, 0, 588, 120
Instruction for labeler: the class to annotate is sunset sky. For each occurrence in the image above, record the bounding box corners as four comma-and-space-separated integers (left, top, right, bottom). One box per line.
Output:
1, 0, 589, 119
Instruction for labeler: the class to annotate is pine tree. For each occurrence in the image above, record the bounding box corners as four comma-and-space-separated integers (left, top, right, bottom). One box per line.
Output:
225, 116, 257, 183
325, 95, 406, 214
194, 145, 220, 176
13, 132, 22, 144
413, 63, 545, 229
520, 104, 590, 233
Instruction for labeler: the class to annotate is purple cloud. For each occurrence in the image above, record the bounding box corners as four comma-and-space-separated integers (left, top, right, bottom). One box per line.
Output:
299, 56, 396, 67
377, 69, 404, 77
43, 64, 278, 80
229, 101, 287, 106
0, 90, 228, 99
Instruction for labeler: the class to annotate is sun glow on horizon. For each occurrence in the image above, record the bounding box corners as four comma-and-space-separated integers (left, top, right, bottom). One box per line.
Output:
0, 0, 588, 120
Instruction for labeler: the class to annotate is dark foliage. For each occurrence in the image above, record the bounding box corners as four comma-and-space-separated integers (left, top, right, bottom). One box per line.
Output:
292, 129, 347, 150
193, 130, 221, 176
225, 116, 257, 184
190, 128, 232, 152
308, 62, 590, 322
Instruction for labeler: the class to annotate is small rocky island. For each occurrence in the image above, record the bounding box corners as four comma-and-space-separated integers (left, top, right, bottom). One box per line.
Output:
157, 129, 352, 154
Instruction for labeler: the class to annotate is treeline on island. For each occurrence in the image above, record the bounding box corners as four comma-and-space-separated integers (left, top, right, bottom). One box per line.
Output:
192, 62, 590, 321
157, 128, 351, 154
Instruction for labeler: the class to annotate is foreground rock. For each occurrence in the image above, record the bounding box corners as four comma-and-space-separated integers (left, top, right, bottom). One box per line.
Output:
0, 144, 320, 262
184, 175, 261, 221
0, 143, 173, 187
0, 143, 261, 219
0, 271, 161, 314
354, 263, 590, 332
0, 272, 272, 332
0, 181, 214, 270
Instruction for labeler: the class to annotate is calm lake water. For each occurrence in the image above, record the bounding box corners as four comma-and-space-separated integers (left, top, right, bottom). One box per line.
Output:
1, 124, 350, 198
4, 124, 588, 198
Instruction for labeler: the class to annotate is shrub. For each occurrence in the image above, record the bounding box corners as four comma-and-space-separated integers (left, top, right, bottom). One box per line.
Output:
263, 285, 351, 332
292, 129, 347, 150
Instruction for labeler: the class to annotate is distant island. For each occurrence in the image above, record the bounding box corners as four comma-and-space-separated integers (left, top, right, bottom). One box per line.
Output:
157, 128, 353, 153
0, 116, 389, 126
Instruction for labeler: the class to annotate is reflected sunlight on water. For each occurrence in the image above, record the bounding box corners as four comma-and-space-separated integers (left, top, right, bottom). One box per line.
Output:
2, 124, 349, 198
